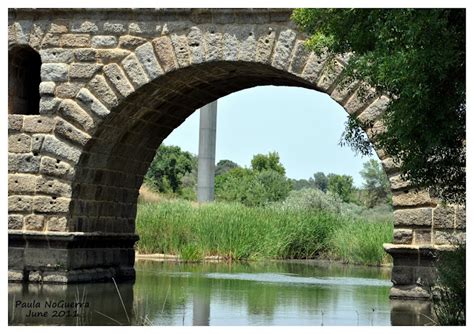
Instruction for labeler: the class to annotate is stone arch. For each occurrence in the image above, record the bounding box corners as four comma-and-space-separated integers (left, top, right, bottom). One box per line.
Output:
8, 45, 42, 115
8, 9, 465, 299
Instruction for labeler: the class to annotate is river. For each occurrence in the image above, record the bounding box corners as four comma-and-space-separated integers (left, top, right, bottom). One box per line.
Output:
8, 259, 434, 326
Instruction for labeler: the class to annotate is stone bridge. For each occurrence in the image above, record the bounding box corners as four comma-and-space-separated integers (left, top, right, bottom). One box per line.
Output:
8, 8, 465, 300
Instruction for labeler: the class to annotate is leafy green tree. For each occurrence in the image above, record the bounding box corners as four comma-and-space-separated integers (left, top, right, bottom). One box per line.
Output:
360, 159, 391, 208
327, 173, 354, 203
292, 9, 465, 204
251, 152, 286, 175
145, 145, 197, 193
311, 172, 328, 192
291, 178, 312, 191
215, 159, 239, 176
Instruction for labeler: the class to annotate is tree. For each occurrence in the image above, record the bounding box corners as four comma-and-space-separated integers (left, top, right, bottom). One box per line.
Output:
215, 159, 239, 176
292, 9, 465, 204
145, 145, 197, 193
291, 178, 312, 191
360, 159, 391, 208
327, 174, 354, 203
312, 172, 328, 192
251, 152, 286, 175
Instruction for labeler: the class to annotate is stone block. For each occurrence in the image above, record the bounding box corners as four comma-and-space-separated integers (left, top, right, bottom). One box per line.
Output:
393, 208, 432, 227
69, 63, 102, 79
76, 88, 110, 118
152, 36, 178, 72
393, 228, 413, 244
301, 53, 327, 84
55, 82, 85, 98
39, 81, 56, 96
8, 215, 24, 230
9, 174, 37, 194
8, 195, 33, 212
318, 61, 346, 93
357, 95, 390, 125
41, 135, 81, 163
71, 20, 99, 33
88, 75, 119, 108
54, 118, 91, 146
170, 34, 190, 67
8, 133, 31, 153
31, 134, 45, 153
41, 33, 61, 48
432, 205, 455, 229
39, 97, 60, 115
343, 85, 377, 115
128, 21, 160, 35
39, 156, 75, 180
381, 157, 401, 175
8, 115, 23, 132
41, 63, 69, 82
96, 48, 131, 63
24, 214, 45, 231
434, 230, 465, 245
75, 48, 97, 62
103, 63, 135, 97
46, 216, 68, 232
391, 265, 415, 285
8, 153, 40, 173
35, 176, 72, 196
255, 26, 277, 64
33, 196, 70, 213
392, 190, 433, 208
118, 35, 147, 49
455, 205, 466, 229
58, 99, 96, 133
39, 48, 75, 63
60, 34, 91, 47
121, 53, 149, 87
413, 229, 432, 244
187, 26, 206, 64
389, 174, 411, 190
135, 42, 163, 80
91, 35, 117, 48
103, 21, 126, 33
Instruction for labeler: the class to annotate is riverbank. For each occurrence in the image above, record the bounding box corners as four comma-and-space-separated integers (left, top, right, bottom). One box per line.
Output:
136, 200, 393, 266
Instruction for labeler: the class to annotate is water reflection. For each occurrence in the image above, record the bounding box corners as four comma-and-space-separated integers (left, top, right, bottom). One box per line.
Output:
8, 260, 434, 326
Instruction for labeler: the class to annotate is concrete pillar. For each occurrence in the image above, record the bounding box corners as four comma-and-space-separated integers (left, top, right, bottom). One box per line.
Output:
197, 101, 217, 202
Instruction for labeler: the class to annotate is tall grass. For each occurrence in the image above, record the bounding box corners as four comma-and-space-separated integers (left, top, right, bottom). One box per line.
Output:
136, 200, 393, 266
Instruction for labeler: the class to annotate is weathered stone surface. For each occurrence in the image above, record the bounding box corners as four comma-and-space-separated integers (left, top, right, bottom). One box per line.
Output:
39, 82, 56, 96
76, 88, 111, 118
31, 134, 45, 153
434, 230, 465, 245
8, 115, 23, 132
393, 229, 413, 244
69, 63, 102, 79
289, 40, 311, 74
394, 208, 432, 227
46, 216, 68, 231
222, 26, 240, 61
103, 21, 126, 33
392, 190, 433, 208
152, 36, 178, 72
204, 28, 222, 61
390, 285, 431, 300
33, 196, 70, 213
36, 176, 72, 196
54, 118, 91, 146
272, 29, 297, 70
24, 214, 45, 231
330, 79, 360, 104
381, 157, 401, 175
343, 86, 377, 115
96, 49, 131, 63
413, 229, 432, 244
135, 42, 163, 80
301, 53, 327, 84
9, 195, 33, 212
317, 60, 345, 92
58, 99, 96, 132
103, 63, 135, 97
55, 82, 85, 98
389, 174, 411, 190
22, 116, 56, 133
75, 48, 97, 62
28, 22, 46, 49
91, 35, 118, 48
8, 215, 23, 230
9, 174, 37, 194
8, 153, 40, 173
39, 97, 61, 114
39, 156, 75, 179
39, 48, 75, 63
455, 205, 466, 229
357, 95, 390, 125
432, 205, 455, 229
41, 135, 82, 163
71, 20, 98, 33
49, 21, 68, 34
187, 27, 206, 64
170, 34, 191, 67
60, 34, 91, 47
129, 21, 160, 35
118, 35, 147, 49
87, 75, 119, 108
41, 63, 69, 81
8, 133, 31, 153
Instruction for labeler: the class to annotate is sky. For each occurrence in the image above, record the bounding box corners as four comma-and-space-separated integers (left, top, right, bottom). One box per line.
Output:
163, 85, 375, 187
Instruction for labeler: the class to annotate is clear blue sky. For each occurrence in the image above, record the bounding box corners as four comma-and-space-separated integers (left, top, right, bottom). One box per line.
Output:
163, 86, 376, 187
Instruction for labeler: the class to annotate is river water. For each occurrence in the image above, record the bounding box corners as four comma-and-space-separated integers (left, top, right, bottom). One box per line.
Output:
8, 260, 434, 326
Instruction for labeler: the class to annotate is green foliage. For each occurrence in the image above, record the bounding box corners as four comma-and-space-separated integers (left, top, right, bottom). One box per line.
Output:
292, 9, 466, 204
136, 200, 393, 265
434, 244, 466, 325
215, 167, 291, 206
327, 173, 354, 203
360, 159, 391, 208
251, 151, 286, 175
312, 172, 328, 192
215, 159, 239, 176
145, 145, 197, 194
